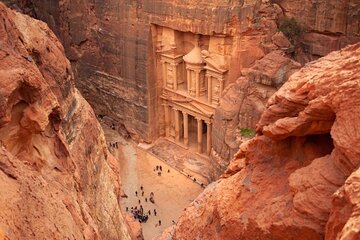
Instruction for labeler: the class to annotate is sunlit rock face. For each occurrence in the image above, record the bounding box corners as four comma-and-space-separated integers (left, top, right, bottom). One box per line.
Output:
0, 3, 132, 239
164, 43, 360, 240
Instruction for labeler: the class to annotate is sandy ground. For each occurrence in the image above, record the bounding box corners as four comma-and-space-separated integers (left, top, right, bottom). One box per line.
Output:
102, 125, 203, 240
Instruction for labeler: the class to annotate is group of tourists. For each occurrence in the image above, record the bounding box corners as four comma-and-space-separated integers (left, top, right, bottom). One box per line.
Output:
154, 164, 171, 176
108, 141, 118, 149
126, 185, 161, 226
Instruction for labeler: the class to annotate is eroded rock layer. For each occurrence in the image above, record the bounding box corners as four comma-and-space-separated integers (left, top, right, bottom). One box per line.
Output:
0, 4, 131, 239
165, 43, 360, 240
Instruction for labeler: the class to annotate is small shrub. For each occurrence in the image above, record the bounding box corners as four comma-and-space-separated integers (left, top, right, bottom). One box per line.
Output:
278, 18, 303, 43
240, 128, 255, 138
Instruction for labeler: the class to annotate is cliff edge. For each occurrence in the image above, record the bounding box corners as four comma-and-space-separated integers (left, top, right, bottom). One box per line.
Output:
0, 3, 132, 239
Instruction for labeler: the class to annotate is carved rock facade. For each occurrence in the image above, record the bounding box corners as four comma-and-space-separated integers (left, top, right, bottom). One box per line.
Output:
165, 43, 360, 240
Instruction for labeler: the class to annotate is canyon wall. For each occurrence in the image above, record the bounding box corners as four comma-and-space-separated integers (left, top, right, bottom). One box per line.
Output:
3, 0, 247, 142
3, 0, 359, 177
162, 43, 360, 239
0, 3, 132, 239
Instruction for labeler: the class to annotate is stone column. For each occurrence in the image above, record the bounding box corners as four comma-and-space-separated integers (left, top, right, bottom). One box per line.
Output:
174, 109, 180, 142
173, 64, 178, 91
206, 122, 212, 155
207, 76, 212, 103
197, 118, 203, 153
195, 71, 200, 98
187, 69, 191, 94
164, 105, 170, 137
183, 112, 189, 147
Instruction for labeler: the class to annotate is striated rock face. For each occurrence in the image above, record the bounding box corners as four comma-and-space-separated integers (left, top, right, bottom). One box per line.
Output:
167, 43, 360, 239
274, 0, 360, 58
0, 3, 131, 239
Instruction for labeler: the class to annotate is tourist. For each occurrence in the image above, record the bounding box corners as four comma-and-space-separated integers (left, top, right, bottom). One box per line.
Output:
168, 169, 170, 173
140, 185, 143, 191
156, 165, 159, 171
142, 191, 144, 196
126, 207, 128, 212
193, 178, 196, 182
160, 165, 162, 171
135, 191, 138, 196
150, 196, 155, 204
145, 198, 147, 202
159, 220, 161, 226
150, 192, 154, 197
148, 210, 151, 215
158, 171, 161, 176
154, 209, 157, 216
172, 220, 176, 225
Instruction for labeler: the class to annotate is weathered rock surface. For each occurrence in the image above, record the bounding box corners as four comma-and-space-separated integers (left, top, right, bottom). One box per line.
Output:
211, 49, 301, 177
0, 3, 131, 239
167, 43, 360, 239
274, 0, 360, 58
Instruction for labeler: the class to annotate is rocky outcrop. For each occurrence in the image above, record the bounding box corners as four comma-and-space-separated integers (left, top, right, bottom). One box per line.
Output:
211, 50, 301, 177
0, 3, 131, 239
166, 43, 360, 239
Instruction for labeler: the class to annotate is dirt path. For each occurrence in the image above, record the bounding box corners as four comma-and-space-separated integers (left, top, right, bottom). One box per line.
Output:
102, 125, 203, 239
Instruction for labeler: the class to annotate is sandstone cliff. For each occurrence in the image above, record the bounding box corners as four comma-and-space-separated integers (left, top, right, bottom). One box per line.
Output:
0, 3, 132, 239
3, 0, 358, 144
165, 43, 360, 240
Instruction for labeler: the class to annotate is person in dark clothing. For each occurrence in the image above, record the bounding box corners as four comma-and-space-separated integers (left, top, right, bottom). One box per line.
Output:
145, 198, 148, 202
135, 191, 138, 196
159, 166, 162, 171
140, 185, 143, 191
142, 191, 144, 196
126, 207, 128, 212
148, 210, 151, 215
154, 209, 157, 216
159, 220, 161, 226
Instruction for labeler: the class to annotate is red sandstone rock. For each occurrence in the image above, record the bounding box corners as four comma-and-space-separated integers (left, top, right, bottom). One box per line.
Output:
272, 31, 292, 49
166, 43, 360, 239
0, 3, 131, 239
211, 50, 301, 178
